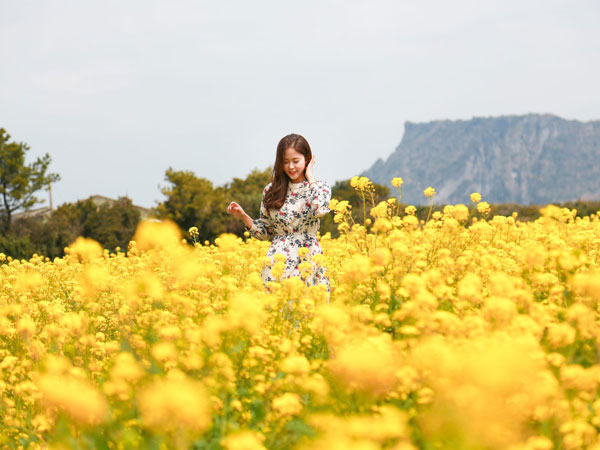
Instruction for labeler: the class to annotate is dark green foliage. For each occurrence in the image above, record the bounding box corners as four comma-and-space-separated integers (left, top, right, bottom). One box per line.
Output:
0, 128, 60, 233
224, 168, 273, 235
7, 197, 141, 259
0, 234, 36, 260
82, 198, 141, 251
155, 168, 221, 240
6, 161, 600, 259
156, 170, 392, 241
319, 179, 391, 237
331, 179, 391, 212
155, 167, 271, 242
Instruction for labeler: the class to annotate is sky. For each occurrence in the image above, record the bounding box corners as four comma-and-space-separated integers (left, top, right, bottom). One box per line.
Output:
1, 0, 599, 209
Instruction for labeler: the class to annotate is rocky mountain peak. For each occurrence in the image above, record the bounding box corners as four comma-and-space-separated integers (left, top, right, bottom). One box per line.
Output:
362, 114, 600, 205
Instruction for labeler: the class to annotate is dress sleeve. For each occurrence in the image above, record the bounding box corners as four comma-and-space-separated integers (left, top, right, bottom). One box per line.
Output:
247, 184, 275, 241
307, 181, 332, 218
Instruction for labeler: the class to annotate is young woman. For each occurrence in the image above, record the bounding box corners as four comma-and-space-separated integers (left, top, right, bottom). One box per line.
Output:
227, 133, 331, 290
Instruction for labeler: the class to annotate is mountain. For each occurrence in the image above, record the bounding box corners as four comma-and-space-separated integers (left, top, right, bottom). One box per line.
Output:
362, 114, 600, 205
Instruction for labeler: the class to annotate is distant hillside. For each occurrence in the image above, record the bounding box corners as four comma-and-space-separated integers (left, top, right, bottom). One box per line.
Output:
363, 114, 600, 205
13, 195, 152, 221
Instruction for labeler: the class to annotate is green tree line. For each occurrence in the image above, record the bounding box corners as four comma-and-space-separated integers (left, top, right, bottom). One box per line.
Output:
2, 127, 600, 259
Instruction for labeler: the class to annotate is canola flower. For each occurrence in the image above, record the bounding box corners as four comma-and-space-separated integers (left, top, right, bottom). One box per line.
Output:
392, 177, 404, 188
476, 201, 491, 216
470, 192, 482, 203
1, 180, 600, 449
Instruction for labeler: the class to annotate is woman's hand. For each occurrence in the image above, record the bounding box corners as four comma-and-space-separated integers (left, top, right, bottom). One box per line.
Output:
227, 202, 246, 220
228, 201, 255, 229
305, 155, 316, 184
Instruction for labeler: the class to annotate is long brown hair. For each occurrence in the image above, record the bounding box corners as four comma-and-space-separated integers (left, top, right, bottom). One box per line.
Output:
263, 133, 312, 213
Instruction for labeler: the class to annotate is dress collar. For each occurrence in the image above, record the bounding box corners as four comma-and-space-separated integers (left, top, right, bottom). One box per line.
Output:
289, 180, 308, 191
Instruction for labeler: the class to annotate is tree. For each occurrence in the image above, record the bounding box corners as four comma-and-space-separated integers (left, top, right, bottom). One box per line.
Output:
156, 168, 225, 241
330, 179, 391, 212
35, 201, 85, 257
83, 197, 141, 251
155, 167, 272, 243
224, 168, 271, 234
12, 196, 142, 259
316, 179, 389, 236
0, 128, 60, 232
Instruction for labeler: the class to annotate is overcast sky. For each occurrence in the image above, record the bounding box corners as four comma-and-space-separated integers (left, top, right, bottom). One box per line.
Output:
1, 0, 599, 208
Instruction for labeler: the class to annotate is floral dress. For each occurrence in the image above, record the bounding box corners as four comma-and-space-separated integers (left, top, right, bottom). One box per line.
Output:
247, 180, 332, 290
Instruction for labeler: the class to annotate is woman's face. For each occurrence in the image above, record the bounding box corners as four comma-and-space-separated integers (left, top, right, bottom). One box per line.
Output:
282, 147, 306, 183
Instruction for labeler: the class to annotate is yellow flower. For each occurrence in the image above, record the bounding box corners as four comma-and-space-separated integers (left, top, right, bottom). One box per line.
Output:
392, 177, 404, 188
270, 261, 285, 280
151, 342, 178, 364
37, 374, 108, 426
328, 333, 398, 395
17, 315, 36, 337
332, 200, 351, 214
482, 296, 517, 326
410, 334, 559, 449
228, 291, 267, 334
312, 253, 326, 266
188, 226, 199, 241
476, 201, 491, 215
522, 436, 554, 450
351, 176, 373, 191
137, 376, 212, 433
452, 204, 469, 222
539, 204, 562, 220
340, 254, 371, 283
66, 237, 104, 262
424, 187, 436, 197
402, 215, 419, 228
372, 218, 393, 233
371, 248, 392, 268
133, 219, 182, 251
457, 273, 482, 305
222, 430, 267, 450
299, 260, 314, 278
560, 365, 598, 394
7, 169, 600, 447
272, 392, 303, 416
109, 352, 144, 383
280, 354, 311, 376
370, 201, 389, 219
470, 192, 482, 203
546, 322, 576, 348
215, 233, 242, 252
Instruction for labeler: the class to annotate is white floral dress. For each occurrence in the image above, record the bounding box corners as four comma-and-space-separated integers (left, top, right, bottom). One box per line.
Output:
248, 180, 332, 290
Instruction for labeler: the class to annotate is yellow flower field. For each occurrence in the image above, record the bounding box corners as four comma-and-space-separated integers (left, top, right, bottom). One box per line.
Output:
1, 180, 600, 449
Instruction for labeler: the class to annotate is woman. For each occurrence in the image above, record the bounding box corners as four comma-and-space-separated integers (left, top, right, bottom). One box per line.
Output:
227, 133, 331, 290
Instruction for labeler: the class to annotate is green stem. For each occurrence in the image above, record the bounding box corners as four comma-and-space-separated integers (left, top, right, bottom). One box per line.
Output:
425, 197, 434, 223
361, 192, 367, 225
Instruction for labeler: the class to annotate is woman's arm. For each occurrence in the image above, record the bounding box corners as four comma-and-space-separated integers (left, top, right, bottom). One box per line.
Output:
227, 202, 254, 229
306, 181, 332, 218
304, 155, 332, 218
250, 196, 275, 240
227, 184, 274, 241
